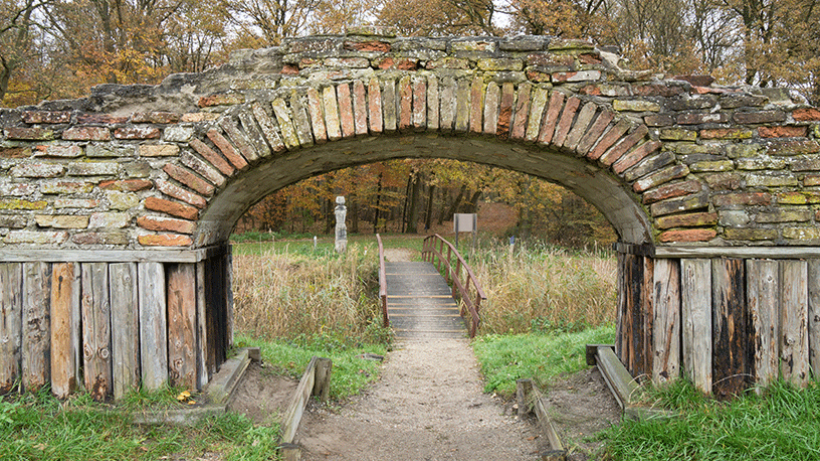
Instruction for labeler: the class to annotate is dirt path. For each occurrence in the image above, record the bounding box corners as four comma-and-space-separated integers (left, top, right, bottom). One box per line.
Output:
296, 338, 542, 460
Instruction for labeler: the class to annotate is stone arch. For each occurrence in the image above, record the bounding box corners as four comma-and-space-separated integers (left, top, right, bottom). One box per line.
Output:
2, 31, 820, 399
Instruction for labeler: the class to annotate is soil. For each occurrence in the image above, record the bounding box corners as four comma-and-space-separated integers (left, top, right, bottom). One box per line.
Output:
226, 363, 299, 425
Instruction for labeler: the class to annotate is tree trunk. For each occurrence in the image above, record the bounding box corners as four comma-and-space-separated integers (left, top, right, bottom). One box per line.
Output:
400, 173, 413, 233
373, 173, 382, 234
405, 173, 422, 234
350, 195, 359, 234
440, 184, 466, 224
465, 190, 482, 213
324, 197, 333, 234
424, 184, 436, 232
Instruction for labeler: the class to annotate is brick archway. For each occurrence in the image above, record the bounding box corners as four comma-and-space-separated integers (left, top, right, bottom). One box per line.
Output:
2, 31, 820, 399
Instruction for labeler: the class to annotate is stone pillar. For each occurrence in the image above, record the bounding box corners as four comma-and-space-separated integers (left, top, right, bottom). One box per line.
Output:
334, 196, 347, 253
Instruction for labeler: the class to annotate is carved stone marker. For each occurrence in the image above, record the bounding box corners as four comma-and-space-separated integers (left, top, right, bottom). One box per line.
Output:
335, 196, 347, 253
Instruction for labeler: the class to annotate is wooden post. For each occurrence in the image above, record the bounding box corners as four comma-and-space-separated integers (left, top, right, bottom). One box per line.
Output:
167, 264, 197, 389
0, 263, 22, 394
196, 261, 209, 390
652, 259, 680, 384
225, 245, 234, 350
809, 260, 820, 380
711, 258, 749, 398
615, 253, 625, 360
22, 262, 51, 393
312, 357, 332, 402
780, 260, 809, 387
639, 256, 654, 379
110, 263, 139, 400
139, 262, 167, 390
82, 263, 112, 401
516, 379, 533, 417
50, 263, 80, 399
681, 259, 712, 393
747, 259, 779, 389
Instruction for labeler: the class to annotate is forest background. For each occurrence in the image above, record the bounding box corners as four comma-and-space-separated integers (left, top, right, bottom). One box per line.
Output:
3, 0, 819, 246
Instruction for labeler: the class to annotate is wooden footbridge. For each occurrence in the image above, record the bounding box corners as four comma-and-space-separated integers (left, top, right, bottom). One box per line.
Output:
377, 235, 486, 340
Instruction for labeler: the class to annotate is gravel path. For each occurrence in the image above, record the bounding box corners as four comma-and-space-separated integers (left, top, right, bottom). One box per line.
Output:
296, 338, 541, 460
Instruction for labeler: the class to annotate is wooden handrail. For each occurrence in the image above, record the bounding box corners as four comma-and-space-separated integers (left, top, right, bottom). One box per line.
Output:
421, 234, 487, 337
376, 234, 389, 328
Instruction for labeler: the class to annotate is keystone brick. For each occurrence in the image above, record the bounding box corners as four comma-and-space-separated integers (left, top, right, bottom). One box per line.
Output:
181, 113, 219, 123
22, 111, 71, 124
5, 127, 54, 140
163, 164, 215, 196
454, 78, 470, 132
138, 234, 193, 247
11, 164, 65, 178
783, 227, 820, 241
733, 111, 786, 124
198, 94, 245, 107
89, 212, 129, 229
0, 147, 31, 158
4, 230, 69, 245
113, 126, 161, 140
633, 164, 689, 193
677, 112, 729, 125
34, 215, 89, 229
650, 193, 709, 216
756, 209, 811, 223
67, 162, 119, 176
613, 100, 660, 112
368, 78, 384, 133
163, 126, 195, 143
758, 126, 807, 138
700, 128, 753, 139
587, 119, 632, 161
658, 229, 717, 243
793, 108, 820, 121
320, 88, 342, 141
189, 139, 234, 176
723, 228, 778, 241
656, 212, 718, 230
62, 127, 110, 141
130, 112, 179, 124
712, 192, 771, 207
659, 129, 697, 141
144, 196, 198, 220
483, 83, 500, 135
99, 179, 153, 192
139, 144, 180, 157
137, 216, 195, 234
77, 114, 128, 124
337, 83, 356, 137
40, 181, 94, 194
704, 173, 742, 190
55, 198, 100, 209
354, 80, 369, 135
155, 179, 206, 209
71, 232, 128, 245
766, 139, 820, 156
249, 103, 286, 154
34, 145, 82, 158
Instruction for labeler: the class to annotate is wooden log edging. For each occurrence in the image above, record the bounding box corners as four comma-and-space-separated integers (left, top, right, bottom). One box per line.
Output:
516, 379, 566, 461
280, 356, 333, 461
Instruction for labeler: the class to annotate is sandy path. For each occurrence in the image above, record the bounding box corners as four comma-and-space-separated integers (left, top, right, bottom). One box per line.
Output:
296, 338, 541, 460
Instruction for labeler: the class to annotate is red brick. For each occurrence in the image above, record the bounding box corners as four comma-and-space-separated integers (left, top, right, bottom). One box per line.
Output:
130, 112, 180, 124
113, 126, 161, 139
496, 83, 515, 139
526, 71, 551, 83
587, 119, 631, 160
99, 179, 153, 192
766, 139, 820, 155
206, 130, 248, 170
758, 126, 807, 138
144, 196, 199, 220
138, 234, 193, 247
344, 40, 391, 52
413, 77, 427, 130
510, 83, 531, 140
197, 94, 245, 107
399, 77, 413, 131
537, 91, 565, 145
155, 180, 206, 209
0, 147, 31, 158
281, 64, 299, 75
675, 75, 715, 86
576, 111, 615, 155
793, 108, 820, 121
642, 180, 702, 204
377, 57, 417, 70
190, 139, 234, 176
337, 83, 356, 137
162, 164, 215, 196
22, 111, 71, 124
656, 212, 718, 230
4, 127, 54, 140
712, 192, 771, 207
632, 84, 684, 97
599, 125, 649, 167
62, 126, 111, 141
658, 229, 717, 243
77, 113, 128, 124
137, 216, 195, 234
368, 78, 383, 133
579, 53, 601, 65
614, 140, 662, 174
552, 96, 581, 146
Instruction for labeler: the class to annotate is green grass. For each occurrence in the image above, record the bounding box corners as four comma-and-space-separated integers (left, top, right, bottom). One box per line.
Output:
603, 379, 820, 460
471, 324, 616, 397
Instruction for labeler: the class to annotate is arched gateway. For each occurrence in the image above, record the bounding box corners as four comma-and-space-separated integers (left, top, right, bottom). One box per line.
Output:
2, 31, 820, 400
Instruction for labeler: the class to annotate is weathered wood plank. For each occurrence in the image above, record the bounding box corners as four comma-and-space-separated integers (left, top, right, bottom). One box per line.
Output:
652, 259, 680, 384
50, 263, 80, 399
681, 259, 712, 393
780, 260, 809, 387
226, 246, 234, 350
139, 262, 167, 390
82, 263, 111, 400
110, 263, 139, 400
22, 262, 51, 393
809, 260, 820, 380
167, 264, 197, 389
312, 357, 332, 402
281, 357, 318, 444
615, 253, 625, 361
196, 261, 208, 390
747, 259, 779, 389
0, 263, 22, 394
711, 258, 749, 398
640, 256, 654, 380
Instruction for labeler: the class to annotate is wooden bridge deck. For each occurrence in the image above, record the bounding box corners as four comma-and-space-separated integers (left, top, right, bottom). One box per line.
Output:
385, 262, 467, 340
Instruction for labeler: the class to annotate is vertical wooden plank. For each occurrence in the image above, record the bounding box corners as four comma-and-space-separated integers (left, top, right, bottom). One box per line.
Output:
780, 260, 809, 387
204, 257, 217, 378
808, 260, 820, 380
747, 259, 779, 389
139, 262, 167, 390
196, 261, 208, 390
226, 245, 234, 350
628, 254, 645, 377
652, 259, 680, 384
22, 262, 50, 393
711, 258, 749, 398
615, 253, 625, 359
167, 263, 197, 389
681, 259, 712, 393
51, 263, 80, 399
641, 256, 654, 379
621, 254, 635, 374
110, 263, 139, 400
0, 263, 22, 394
82, 263, 111, 400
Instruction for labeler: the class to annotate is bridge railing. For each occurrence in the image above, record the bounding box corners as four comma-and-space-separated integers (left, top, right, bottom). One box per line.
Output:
421, 234, 487, 337
376, 234, 389, 328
